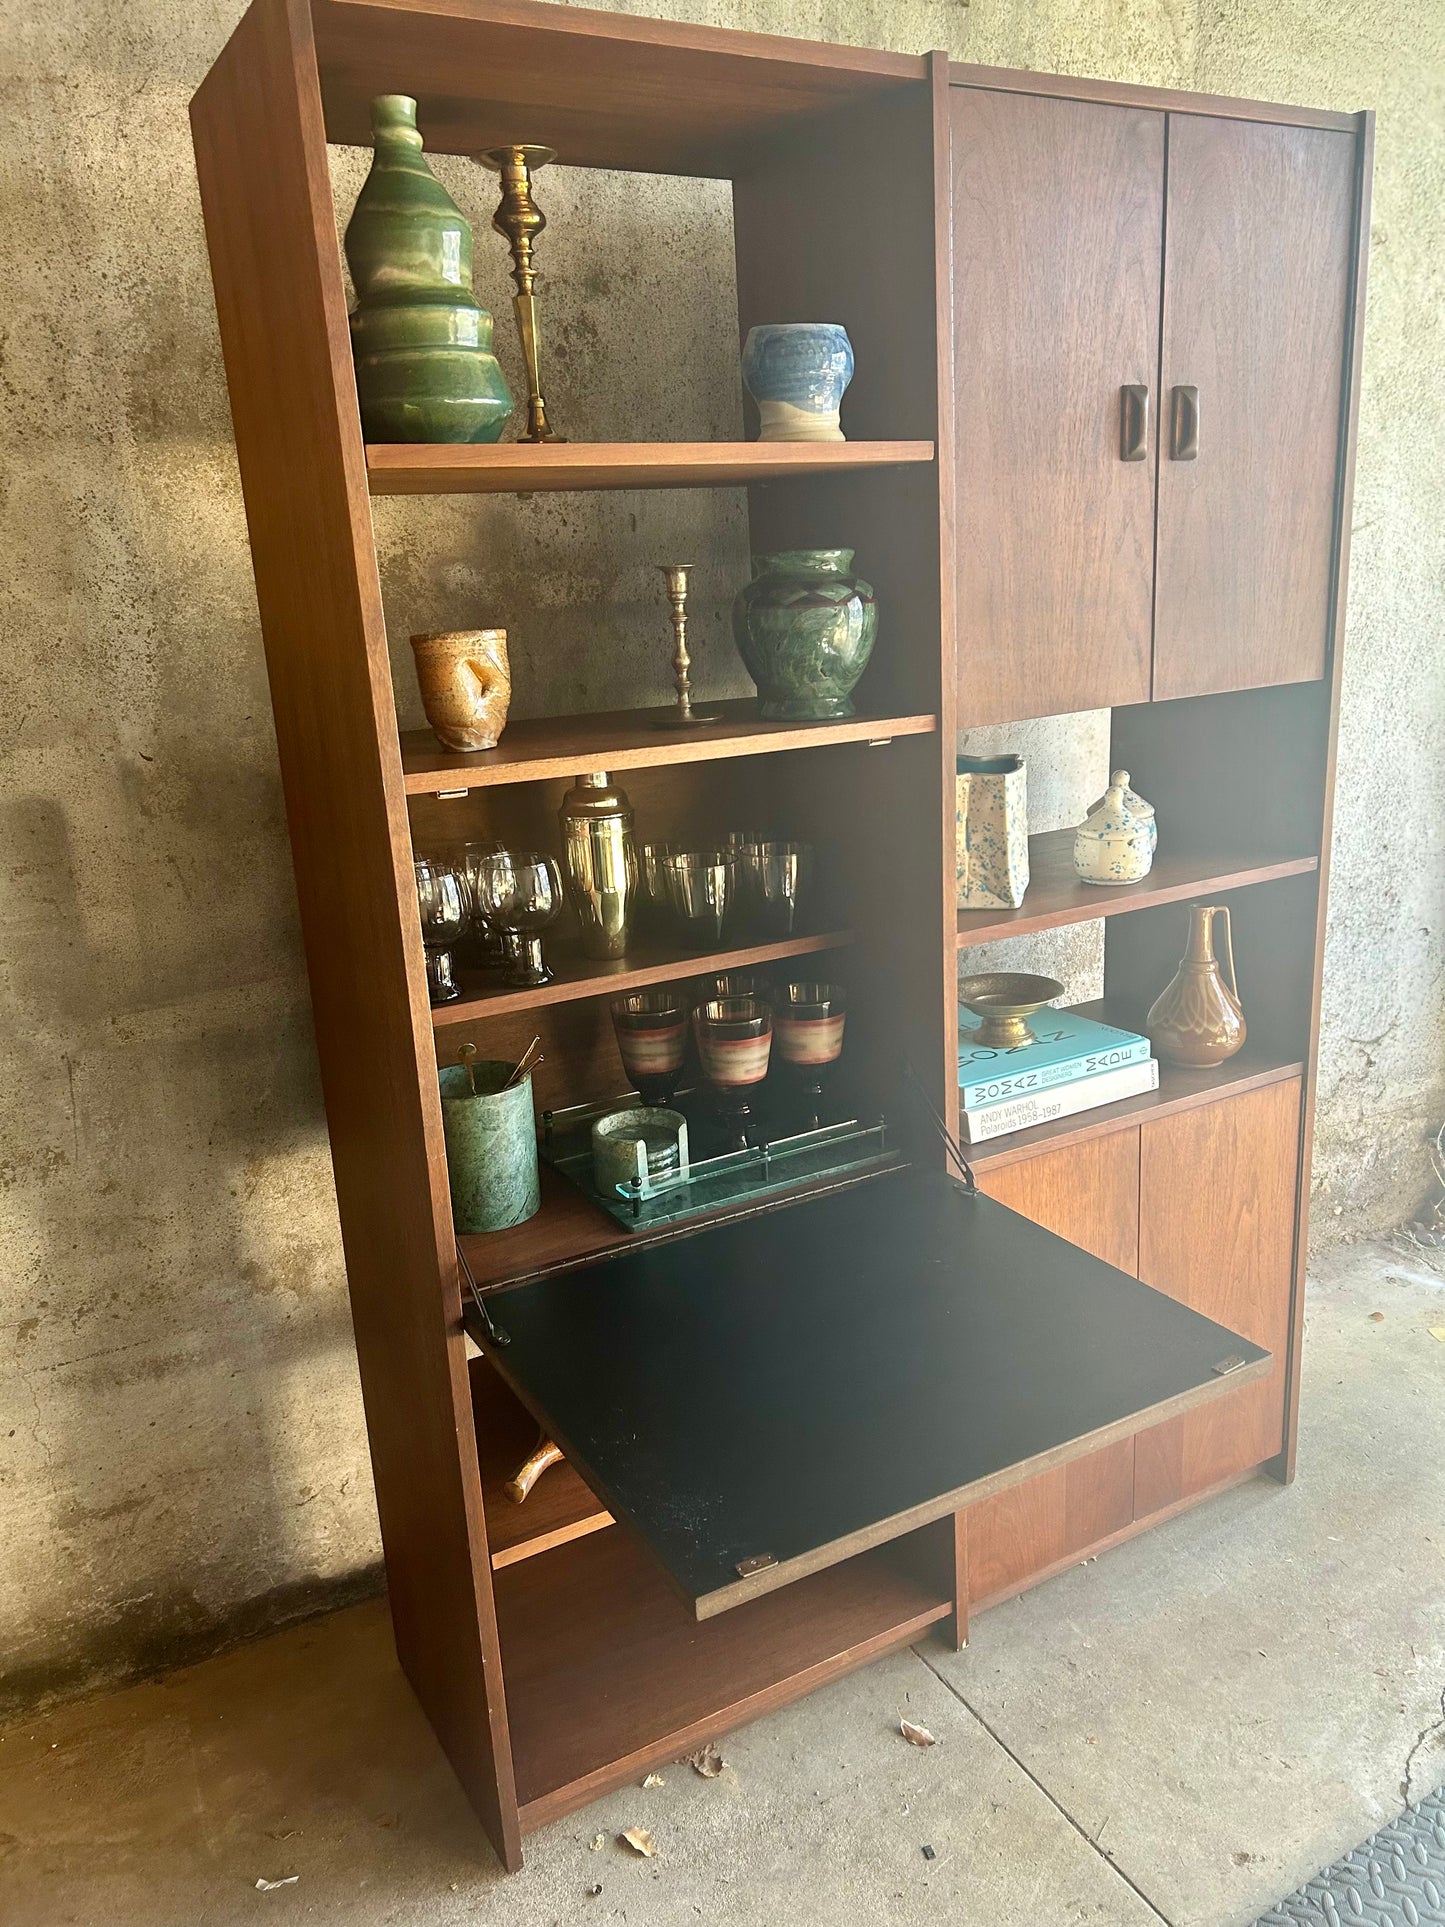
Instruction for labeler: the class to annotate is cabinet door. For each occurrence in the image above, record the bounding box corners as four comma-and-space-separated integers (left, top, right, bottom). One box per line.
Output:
968, 1132, 1140, 1604
950, 89, 1162, 724
1134, 1079, 1301, 1515
1153, 119, 1355, 699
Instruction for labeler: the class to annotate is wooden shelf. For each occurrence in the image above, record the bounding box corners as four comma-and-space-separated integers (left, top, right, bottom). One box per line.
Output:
495, 1525, 949, 1826
469, 1355, 612, 1569
956, 831, 1319, 947
368, 441, 935, 495
965, 1001, 1305, 1171
314, 0, 926, 174
432, 927, 855, 1025
402, 701, 936, 794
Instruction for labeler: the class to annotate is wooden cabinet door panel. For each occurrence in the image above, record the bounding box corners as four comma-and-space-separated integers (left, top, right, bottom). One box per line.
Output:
969, 1132, 1140, 1601
1134, 1079, 1301, 1514
950, 88, 1162, 723
1153, 118, 1354, 699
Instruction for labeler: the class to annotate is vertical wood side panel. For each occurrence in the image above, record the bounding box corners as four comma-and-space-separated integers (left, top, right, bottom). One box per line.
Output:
1276, 112, 1375, 1482
189, 0, 520, 1867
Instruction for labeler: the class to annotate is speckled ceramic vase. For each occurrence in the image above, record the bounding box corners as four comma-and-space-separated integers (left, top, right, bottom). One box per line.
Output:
956, 753, 1029, 909
344, 95, 514, 444
438, 1060, 539, 1232
731, 549, 877, 721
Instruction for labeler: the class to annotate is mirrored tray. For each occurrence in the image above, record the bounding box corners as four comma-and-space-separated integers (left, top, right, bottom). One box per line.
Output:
538, 1092, 901, 1231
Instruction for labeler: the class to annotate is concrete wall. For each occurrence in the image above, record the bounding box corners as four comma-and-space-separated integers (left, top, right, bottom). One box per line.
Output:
1, 0, 1440, 1708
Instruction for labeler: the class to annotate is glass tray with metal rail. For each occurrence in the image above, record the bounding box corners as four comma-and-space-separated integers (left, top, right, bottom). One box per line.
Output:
538, 1092, 903, 1231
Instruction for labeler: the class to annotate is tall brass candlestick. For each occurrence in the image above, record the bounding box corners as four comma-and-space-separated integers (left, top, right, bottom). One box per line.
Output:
478, 144, 565, 444
653, 564, 719, 728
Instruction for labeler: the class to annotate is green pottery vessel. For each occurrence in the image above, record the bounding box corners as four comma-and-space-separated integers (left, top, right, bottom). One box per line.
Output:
731, 549, 878, 721
344, 95, 514, 444
438, 1060, 540, 1233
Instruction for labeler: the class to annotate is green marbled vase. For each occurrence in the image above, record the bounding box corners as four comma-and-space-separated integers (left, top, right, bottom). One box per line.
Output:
731, 550, 878, 722
344, 95, 514, 444
438, 1062, 539, 1233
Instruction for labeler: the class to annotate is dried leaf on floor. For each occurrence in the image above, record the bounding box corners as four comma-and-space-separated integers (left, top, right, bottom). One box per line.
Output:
642, 1772, 665, 1787
688, 1742, 726, 1778
620, 1827, 656, 1857
900, 1718, 936, 1748
1370, 1311, 1386, 1322
255, 1876, 300, 1891
589, 1834, 605, 1851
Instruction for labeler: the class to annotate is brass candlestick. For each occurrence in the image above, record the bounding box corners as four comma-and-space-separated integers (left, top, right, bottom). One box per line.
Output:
652, 564, 720, 728
478, 144, 565, 443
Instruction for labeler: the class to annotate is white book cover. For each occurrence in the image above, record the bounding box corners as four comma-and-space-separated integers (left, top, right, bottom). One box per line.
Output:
960, 1057, 1161, 1143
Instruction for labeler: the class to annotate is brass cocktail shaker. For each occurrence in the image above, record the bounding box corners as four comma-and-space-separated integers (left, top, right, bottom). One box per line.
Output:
558, 772, 637, 959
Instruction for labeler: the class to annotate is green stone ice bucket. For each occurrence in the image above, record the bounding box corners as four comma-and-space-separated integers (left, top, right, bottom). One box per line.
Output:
438, 1060, 540, 1233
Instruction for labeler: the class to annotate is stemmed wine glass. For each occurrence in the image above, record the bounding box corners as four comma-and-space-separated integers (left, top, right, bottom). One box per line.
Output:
693, 995, 772, 1151
455, 838, 507, 966
414, 858, 468, 1004
610, 990, 689, 1107
474, 850, 564, 987
774, 981, 847, 1129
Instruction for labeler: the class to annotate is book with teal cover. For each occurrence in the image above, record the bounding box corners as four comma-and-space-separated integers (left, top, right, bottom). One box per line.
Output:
959, 1006, 1151, 1110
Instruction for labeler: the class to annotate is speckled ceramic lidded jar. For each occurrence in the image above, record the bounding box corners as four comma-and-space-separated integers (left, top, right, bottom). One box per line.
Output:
344, 95, 514, 444
438, 1060, 540, 1233
731, 549, 878, 722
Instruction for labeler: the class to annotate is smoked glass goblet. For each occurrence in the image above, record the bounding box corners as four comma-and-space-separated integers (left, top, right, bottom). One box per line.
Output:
693, 995, 772, 1151
610, 990, 689, 1107
740, 839, 814, 939
414, 858, 468, 1004
774, 981, 847, 1129
475, 850, 564, 987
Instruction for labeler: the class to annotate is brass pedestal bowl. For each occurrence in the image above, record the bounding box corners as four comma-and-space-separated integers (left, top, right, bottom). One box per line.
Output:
957, 972, 1065, 1049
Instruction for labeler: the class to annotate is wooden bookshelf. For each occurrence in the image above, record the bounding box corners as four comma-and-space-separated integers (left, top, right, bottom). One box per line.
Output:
369, 440, 935, 495
193, 0, 1369, 1873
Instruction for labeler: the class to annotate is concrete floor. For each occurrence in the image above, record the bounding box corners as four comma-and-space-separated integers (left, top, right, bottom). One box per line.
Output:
4, 1238, 1444, 1927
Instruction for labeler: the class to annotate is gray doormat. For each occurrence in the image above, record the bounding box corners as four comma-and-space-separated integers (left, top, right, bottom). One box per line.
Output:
1254, 1787, 1445, 1924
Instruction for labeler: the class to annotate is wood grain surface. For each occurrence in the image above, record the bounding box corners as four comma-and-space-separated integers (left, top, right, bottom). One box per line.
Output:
951, 88, 1161, 723
191, 0, 521, 1867
1153, 117, 1355, 698
368, 439, 933, 494
1134, 1078, 1302, 1513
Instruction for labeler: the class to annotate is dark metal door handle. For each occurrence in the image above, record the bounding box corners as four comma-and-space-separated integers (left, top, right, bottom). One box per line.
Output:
1120, 384, 1149, 461
1170, 384, 1199, 460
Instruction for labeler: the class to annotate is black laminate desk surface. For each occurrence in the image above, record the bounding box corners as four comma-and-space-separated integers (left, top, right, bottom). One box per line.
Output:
482, 1170, 1269, 1617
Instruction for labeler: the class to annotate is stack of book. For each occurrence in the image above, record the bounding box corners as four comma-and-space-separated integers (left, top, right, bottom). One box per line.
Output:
958, 1006, 1157, 1142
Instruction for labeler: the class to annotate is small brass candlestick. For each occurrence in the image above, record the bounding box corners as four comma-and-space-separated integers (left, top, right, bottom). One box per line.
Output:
478, 144, 565, 443
652, 564, 720, 728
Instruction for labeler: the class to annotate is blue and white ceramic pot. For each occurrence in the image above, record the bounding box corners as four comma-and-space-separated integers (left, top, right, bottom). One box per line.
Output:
732, 549, 877, 721
741, 323, 855, 442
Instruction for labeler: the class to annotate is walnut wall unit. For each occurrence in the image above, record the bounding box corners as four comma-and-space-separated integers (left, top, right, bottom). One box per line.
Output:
191, 0, 1370, 1869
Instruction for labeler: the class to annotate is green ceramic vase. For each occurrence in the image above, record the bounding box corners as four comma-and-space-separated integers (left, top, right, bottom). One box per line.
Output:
344, 95, 514, 444
731, 550, 878, 721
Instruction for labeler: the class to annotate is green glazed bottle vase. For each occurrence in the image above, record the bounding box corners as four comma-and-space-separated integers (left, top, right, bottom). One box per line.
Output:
344, 95, 514, 444
731, 549, 878, 721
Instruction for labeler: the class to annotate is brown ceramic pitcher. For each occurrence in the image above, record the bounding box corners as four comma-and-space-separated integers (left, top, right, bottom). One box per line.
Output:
1146, 903, 1246, 1067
